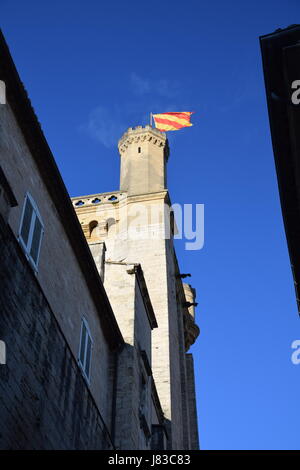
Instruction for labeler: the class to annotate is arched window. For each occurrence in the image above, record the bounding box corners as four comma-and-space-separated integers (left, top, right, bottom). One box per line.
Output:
89, 220, 98, 238
106, 217, 116, 230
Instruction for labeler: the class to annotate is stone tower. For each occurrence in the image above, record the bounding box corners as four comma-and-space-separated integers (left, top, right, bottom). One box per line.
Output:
119, 125, 169, 195
72, 125, 200, 449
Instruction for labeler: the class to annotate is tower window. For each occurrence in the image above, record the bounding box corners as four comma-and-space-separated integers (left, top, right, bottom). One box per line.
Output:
138, 147, 141, 153
78, 317, 93, 383
18, 192, 44, 272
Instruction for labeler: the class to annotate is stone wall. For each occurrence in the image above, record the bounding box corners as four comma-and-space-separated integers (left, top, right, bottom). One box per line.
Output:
103, 262, 153, 449
0, 102, 113, 423
0, 217, 113, 449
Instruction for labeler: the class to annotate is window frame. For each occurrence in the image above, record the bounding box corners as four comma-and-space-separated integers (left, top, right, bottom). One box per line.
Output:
18, 192, 44, 272
78, 317, 93, 384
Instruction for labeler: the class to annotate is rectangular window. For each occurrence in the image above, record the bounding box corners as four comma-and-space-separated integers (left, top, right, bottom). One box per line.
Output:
78, 318, 93, 382
19, 193, 44, 271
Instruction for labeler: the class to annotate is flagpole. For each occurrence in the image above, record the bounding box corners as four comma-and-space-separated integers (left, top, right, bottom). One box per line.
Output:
150, 112, 152, 127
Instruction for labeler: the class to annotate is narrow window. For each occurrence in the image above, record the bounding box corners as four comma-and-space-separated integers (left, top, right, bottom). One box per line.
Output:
78, 318, 93, 382
19, 193, 44, 271
138, 147, 141, 153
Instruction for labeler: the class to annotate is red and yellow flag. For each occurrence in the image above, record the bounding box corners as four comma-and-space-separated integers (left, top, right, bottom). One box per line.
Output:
152, 112, 194, 132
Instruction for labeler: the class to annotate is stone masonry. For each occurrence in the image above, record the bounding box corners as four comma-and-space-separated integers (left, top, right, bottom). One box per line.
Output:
0, 216, 113, 449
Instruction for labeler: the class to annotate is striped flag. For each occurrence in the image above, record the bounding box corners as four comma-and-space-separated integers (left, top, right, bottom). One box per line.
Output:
152, 112, 194, 132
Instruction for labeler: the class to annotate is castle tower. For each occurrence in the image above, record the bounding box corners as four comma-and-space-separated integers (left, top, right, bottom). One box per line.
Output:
72, 125, 200, 450
119, 125, 169, 195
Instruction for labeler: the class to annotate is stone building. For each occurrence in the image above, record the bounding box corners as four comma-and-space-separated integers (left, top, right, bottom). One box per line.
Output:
0, 29, 200, 450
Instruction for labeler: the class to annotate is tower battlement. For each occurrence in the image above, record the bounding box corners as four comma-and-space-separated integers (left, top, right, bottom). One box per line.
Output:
119, 124, 165, 139
118, 125, 169, 159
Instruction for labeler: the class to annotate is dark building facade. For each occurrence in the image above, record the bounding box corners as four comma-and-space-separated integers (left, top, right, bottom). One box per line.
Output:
0, 217, 114, 449
260, 25, 300, 314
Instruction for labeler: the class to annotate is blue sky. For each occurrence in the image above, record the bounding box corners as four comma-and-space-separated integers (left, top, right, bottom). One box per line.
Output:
2, 0, 300, 450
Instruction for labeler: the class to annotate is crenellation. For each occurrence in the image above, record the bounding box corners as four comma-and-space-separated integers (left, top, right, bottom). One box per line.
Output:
118, 125, 168, 155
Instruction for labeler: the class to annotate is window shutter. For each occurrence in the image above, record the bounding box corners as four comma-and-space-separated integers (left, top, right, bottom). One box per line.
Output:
30, 216, 43, 264
19, 193, 44, 271
85, 335, 92, 378
20, 197, 33, 246
79, 324, 87, 365
78, 319, 92, 382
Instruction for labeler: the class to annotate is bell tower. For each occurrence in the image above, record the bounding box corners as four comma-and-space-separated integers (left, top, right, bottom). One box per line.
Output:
118, 125, 169, 195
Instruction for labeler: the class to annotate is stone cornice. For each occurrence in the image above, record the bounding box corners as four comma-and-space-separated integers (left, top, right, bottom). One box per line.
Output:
127, 190, 169, 205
